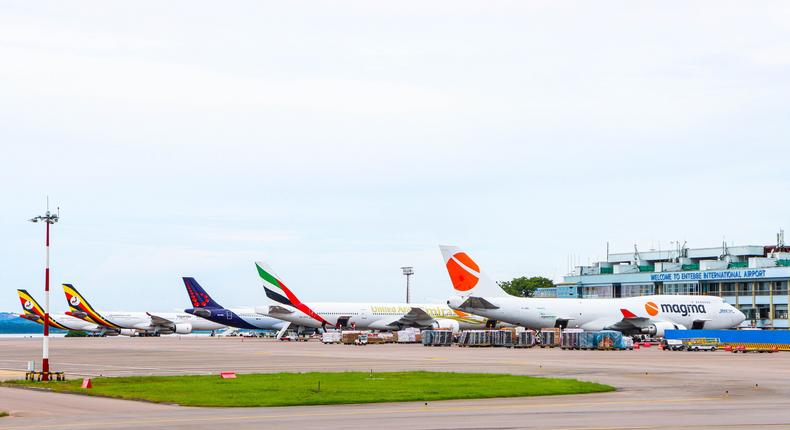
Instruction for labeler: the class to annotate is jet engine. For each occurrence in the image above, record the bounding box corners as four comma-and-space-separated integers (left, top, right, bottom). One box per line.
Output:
104, 328, 137, 337
174, 323, 192, 334
432, 319, 460, 333
641, 321, 685, 337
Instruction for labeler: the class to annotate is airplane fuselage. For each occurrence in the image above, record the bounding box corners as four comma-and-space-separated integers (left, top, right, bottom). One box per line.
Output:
73, 311, 225, 333
256, 302, 493, 330
447, 294, 745, 333
186, 307, 288, 330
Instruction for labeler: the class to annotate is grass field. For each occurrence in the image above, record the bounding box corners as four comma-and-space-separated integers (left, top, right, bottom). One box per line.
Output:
3, 371, 614, 407
0, 411, 8, 418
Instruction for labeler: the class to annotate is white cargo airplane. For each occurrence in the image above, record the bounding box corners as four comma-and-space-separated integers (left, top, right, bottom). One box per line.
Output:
252, 261, 499, 333
62, 284, 226, 335
17, 289, 135, 336
441, 246, 746, 336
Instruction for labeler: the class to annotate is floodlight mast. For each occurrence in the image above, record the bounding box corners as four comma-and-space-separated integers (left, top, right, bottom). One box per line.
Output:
29, 202, 59, 381
401, 266, 414, 304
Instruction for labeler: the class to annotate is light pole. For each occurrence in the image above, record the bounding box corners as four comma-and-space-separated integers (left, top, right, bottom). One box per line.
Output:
401, 266, 413, 304
29, 204, 59, 381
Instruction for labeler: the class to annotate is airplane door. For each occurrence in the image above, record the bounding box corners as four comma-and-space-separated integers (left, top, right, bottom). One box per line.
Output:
337, 316, 351, 328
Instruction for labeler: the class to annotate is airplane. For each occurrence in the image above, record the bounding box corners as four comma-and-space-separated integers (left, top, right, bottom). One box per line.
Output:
62, 283, 226, 335
17, 289, 135, 336
252, 260, 500, 333
182, 277, 290, 331
441, 245, 747, 336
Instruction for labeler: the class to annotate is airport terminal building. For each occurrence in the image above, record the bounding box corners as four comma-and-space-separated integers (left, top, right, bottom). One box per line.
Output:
542, 239, 790, 329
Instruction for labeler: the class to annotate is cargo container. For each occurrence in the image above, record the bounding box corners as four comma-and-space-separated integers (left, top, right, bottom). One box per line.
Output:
396, 327, 420, 343
321, 331, 341, 344
421, 330, 453, 346
458, 330, 496, 347
560, 329, 584, 349
512, 330, 537, 348
492, 329, 514, 347
539, 328, 561, 347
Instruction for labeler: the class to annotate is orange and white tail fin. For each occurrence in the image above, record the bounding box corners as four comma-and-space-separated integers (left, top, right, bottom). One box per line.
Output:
439, 245, 510, 297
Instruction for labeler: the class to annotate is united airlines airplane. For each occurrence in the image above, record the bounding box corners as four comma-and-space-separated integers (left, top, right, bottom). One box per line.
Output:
441, 245, 746, 336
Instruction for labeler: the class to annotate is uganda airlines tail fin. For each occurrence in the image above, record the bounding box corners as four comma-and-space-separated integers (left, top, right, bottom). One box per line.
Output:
18, 289, 45, 318
17, 289, 69, 330
254, 261, 332, 327
439, 245, 511, 297
182, 277, 223, 309
62, 283, 120, 329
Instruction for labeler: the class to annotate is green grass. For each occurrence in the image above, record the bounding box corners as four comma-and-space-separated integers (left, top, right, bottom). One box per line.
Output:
3, 371, 613, 407
0, 411, 7, 418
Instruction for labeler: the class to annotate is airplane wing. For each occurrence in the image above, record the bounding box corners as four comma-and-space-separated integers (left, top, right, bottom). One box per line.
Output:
458, 296, 499, 310
600, 309, 652, 332
266, 305, 295, 315
391, 307, 436, 328
147, 312, 177, 331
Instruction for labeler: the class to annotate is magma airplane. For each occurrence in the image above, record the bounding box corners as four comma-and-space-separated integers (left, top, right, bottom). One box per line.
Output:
16, 289, 135, 335
253, 260, 499, 333
182, 277, 289, 331
62, 284, 226, 335
441, 245, 746, 336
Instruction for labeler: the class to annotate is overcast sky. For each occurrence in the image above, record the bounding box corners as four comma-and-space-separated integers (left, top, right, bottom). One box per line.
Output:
2, 2, 790, 312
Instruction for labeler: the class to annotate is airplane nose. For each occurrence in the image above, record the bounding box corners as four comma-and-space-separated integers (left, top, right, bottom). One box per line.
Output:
733, 306, 746, 324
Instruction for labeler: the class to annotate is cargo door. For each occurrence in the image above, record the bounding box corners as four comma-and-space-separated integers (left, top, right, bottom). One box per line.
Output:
336, 316, 351, 328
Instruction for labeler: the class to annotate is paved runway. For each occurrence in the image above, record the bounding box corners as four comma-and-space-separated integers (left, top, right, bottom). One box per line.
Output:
1, 337, 789, 429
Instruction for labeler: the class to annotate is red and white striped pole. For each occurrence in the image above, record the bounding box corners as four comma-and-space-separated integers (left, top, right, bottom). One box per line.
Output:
43, 216, 50, 379
30, 204, 58, 381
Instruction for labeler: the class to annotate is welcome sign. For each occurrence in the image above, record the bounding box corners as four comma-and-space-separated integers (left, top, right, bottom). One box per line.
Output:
650, 269, 767, 282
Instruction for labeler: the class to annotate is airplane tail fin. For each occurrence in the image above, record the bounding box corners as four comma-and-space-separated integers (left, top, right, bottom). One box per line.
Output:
18, 289, 45, 319
62, 283, 120, 328
439, 245, 510, 297
182, 277, 223, 309
254, 260, 332, 327
18, 289, 69, 330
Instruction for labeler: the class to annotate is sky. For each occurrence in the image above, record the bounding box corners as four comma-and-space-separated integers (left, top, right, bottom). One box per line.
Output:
2, 1, 790, 312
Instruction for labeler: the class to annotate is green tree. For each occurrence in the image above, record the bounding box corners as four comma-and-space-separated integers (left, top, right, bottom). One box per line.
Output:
498, 276, 554, 297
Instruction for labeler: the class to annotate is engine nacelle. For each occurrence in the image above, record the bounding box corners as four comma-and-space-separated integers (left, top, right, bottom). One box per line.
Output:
174, 323, 192, 334
432, 319, 460, 333
103, 328, 137, 337
641, 321, 685, 337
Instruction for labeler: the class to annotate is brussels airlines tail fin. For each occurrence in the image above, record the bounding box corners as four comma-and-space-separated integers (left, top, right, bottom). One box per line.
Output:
439, 245, 511, 298
62, 283, 120, 329
182, 277, 223, 309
